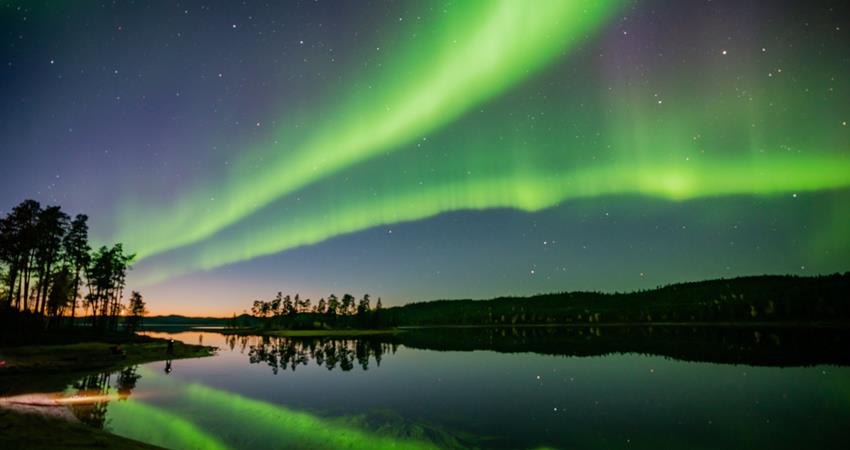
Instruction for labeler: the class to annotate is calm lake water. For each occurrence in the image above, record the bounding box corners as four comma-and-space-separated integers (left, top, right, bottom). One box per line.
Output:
65, 328, 850, 449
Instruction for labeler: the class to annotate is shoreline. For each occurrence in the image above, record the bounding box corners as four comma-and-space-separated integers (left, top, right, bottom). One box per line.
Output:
218, 328, 401, 337
0, 335, 214, 449
0, 336, 215, 378
206, 321, 850, 338
394, 321, 850, 329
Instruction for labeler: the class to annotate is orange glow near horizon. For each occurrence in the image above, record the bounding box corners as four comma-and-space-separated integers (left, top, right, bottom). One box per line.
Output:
143, 307, 244, 318
131, 278, 390, 318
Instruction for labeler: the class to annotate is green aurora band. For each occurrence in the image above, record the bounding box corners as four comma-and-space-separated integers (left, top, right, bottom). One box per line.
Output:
136, 154, 850, 285
106, 0, 850, 285
114, 0, 625, 260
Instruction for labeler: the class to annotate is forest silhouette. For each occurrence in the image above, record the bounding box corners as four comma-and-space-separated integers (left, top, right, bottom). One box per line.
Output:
0, 199, 147, 344
229, 273, 850, 332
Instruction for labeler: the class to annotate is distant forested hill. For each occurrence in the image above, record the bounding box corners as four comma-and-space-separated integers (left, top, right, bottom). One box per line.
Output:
151, 274, 849, 329
144, 314, 257, 327
383, 273, 850, 326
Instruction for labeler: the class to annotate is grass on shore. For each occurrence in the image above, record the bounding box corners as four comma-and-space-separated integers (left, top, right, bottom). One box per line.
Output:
0, 336, 214, 397
0, 339, 213, 374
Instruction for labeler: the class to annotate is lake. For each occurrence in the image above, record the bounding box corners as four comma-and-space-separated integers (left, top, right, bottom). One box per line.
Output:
64, 327, 850, 449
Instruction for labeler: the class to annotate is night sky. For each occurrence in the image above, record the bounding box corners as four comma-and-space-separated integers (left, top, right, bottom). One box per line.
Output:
2, 0, 848, 315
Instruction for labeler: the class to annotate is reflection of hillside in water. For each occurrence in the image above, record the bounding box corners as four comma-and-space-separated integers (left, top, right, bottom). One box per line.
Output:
234, 326, 850, 371
398, 325, 850, 367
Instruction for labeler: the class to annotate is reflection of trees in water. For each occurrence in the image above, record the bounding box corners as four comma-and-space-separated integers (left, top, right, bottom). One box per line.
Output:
398, 325, 850, 367
232, 335, 398, 374
68, 365, 140, 428
225, 325, 849, 372
116, 365, 141, 398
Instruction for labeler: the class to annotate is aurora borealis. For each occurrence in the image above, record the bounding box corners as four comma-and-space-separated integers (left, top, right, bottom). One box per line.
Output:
2, 0, 849, 315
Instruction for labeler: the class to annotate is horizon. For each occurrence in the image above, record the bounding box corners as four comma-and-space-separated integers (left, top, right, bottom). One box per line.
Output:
2, 3, 850, 449
143, 272, 848, 317
2, 0, 849, 316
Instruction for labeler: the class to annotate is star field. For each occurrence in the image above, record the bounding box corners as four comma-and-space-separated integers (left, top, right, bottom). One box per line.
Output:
1, 0, 848, 315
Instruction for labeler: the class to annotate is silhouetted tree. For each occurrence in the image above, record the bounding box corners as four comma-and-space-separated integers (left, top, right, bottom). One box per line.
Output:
357, 294, 371, 315
341, 293, 355, 316
0, 200, 141, 342
85, 244, 134, 331
373, 297, 384, 327
46, 266, 73, 323
251, 300, 261, 317
63, 214, 90, 324
0, 210, 20, 307
33, 205, 69, 315
326, 294, 339, 316
0, 200, 41, 310
282, 294, 294, 316
356, 294, 371, 326
271, 292, 282, 317
125, 291, 147, 333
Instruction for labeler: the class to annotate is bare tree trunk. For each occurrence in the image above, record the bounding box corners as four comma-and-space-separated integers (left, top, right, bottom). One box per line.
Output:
114, 288, 124, 332
36, 263, 50, 315
70, 269, 80, 327
93, 288, 101, 329
23, 269, 30, 312
34, 266, 44, 316
6, 265, 17, 307
33, 265, 42, 315
15, 260, 24, 309
22, 251, 33, 312
39, 260, 52, 316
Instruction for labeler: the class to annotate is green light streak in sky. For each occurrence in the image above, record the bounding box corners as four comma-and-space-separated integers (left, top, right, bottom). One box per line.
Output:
116, 0, 624, 260
135, 153, 850, 285
99, 0, 850, 285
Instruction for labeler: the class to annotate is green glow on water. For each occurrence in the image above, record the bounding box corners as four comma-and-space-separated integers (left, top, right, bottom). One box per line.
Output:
181, 382, 442, 450
103, 367, 445, 450
106, 399, 228, 450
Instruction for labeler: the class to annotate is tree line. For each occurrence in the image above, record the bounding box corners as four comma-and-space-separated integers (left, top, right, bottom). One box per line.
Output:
234, 275, 849, 332
244, 292, 385, 329
379, 273, 850, 327
0, 199, 147, 339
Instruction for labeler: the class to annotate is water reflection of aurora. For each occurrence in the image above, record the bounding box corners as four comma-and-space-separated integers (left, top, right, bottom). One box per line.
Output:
91, 366, 461, 450
60, 329, 850, 450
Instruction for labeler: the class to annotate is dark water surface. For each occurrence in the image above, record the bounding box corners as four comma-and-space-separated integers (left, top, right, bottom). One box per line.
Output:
65, 327, 850, 449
